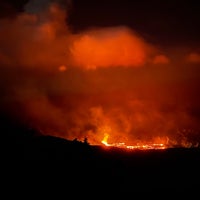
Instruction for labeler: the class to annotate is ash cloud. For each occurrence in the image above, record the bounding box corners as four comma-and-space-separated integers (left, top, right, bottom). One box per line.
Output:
70, 27, 154, 69
0, 0, 200, 146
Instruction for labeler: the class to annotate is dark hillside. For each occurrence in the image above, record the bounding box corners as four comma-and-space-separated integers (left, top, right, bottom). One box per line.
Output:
2, 114, 200, 193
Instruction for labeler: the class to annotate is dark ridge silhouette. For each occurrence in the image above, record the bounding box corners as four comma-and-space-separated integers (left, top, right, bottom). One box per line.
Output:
1, 113, 200, 193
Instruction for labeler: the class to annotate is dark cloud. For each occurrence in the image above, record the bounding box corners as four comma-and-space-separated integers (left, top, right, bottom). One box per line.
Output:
24, 0, 72, 14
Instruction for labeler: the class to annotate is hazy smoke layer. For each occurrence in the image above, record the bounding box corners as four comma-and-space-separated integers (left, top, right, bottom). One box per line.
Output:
0, 0, 200, 146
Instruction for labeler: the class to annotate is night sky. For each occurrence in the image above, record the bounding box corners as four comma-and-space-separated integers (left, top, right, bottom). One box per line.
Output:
0, 0, 200, 146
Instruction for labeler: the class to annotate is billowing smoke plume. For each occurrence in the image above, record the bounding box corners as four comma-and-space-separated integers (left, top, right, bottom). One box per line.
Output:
71, 27, 154, 69
0, 0, 200, 146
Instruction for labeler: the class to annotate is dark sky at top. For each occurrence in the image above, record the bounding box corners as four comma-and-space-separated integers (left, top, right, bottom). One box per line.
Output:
1, 0, 200, 47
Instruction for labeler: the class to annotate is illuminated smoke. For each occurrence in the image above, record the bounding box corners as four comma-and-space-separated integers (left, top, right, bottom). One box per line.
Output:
152, 54, 170, 65
186, 52, 200, 63
0, 1, 153, 70
70, 27, 153, 69
0, 3, 70, 69
0, 0, 199, 147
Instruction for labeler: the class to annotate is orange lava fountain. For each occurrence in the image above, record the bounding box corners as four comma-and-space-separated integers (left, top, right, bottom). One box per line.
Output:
101, 134, 166, 150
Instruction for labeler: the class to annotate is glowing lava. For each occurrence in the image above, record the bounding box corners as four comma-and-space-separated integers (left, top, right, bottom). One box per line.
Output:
101, 134, 166, 150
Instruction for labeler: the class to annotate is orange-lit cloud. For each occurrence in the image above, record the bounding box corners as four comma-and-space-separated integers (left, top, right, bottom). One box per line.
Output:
152, 54, 170, 65
70, 27, 154, 69
0, 3, 70, 69
58, 65, 67, 71
186, 52, 200, 63
0, 3, 155, 71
